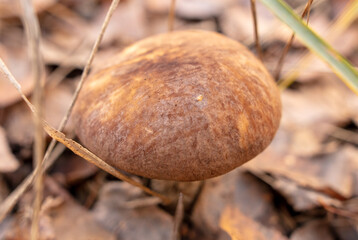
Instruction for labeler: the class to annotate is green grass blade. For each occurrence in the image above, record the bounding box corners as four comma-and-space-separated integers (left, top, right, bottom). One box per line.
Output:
259, 0, 358, 94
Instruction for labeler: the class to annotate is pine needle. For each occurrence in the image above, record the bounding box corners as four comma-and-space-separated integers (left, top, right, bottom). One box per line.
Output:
168, 0, 176, 32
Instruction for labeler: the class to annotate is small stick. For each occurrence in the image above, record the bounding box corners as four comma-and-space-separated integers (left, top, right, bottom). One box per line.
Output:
171, 193, 184, 240
168, 0, 176, 32
274, 0, 314, 80
250, 0, 263, 61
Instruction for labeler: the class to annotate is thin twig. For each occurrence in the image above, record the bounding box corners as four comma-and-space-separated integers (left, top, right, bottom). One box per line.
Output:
274, 0, 314, 80
168, 0, 176, 32
172, 193, 184, 240
250, 0, 263, 61
0, 0, 120, 223
19, 0, 45, 238
41, 120, 171, 203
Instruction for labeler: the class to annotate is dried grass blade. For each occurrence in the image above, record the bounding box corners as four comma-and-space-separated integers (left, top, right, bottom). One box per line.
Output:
18, 0, 45, 238
274, 0, 313, 80
250, 0, 263, 61
171, 193, 184, 240
41, 120, 170, 204
0, 0, 121, 223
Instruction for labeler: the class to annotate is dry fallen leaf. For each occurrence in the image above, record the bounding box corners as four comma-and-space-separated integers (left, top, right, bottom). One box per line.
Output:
219, 205, 288, 240
2, 177, 116, 240
191, 169, 284, 238
92, 181, 174, 240
246, 145, 357, 205
281, 77, 357, 127
249, 171, 342, 211
51, 154, 98, 186
3, 83, 74, 146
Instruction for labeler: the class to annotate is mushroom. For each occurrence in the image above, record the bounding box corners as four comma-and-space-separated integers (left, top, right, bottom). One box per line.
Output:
73, 30, 281, 181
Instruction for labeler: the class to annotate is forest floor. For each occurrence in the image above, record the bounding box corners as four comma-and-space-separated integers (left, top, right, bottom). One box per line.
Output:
0, 0, 358, 239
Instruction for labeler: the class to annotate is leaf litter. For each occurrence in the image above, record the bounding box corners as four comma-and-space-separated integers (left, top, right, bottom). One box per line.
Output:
0, 0, 358, 239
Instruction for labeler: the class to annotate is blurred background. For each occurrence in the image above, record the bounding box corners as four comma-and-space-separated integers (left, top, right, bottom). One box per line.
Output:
0, 0, 358, 239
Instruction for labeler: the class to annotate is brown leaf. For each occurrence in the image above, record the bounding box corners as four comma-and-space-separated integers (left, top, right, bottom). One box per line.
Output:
92, 181, 174, 240
281, 78, 357, 127
51, 154, 98, 186
2, 177, 116, 240
191, 170, 284, 237
250, 171, 341, 211
49, 198, 116, 240
246, 145, 357, 203
3, 83, 74, 146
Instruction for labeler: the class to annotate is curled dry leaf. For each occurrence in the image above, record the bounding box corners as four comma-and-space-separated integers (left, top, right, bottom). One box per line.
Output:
0, 127, 19, 173
92, 181, 174, 240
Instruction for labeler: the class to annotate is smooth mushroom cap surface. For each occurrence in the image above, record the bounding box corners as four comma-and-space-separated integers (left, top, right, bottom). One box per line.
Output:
73, 30, 281, 181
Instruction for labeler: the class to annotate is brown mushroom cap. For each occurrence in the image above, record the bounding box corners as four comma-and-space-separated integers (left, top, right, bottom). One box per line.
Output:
73, 30, 281, 181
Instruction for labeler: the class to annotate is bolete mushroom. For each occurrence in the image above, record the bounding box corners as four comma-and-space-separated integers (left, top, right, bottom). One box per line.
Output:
73, 30, 281, 181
